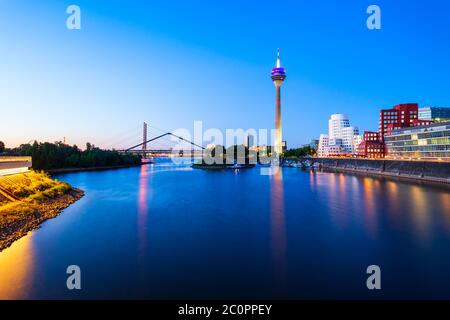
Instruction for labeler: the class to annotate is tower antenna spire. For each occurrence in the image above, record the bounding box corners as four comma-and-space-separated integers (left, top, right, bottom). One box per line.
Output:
276, 48, 281, 68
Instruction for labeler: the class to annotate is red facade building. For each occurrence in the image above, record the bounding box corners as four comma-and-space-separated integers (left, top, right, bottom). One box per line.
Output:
379, 103, 420, 141
376, 103, 433, 157
356, 131, 385, 158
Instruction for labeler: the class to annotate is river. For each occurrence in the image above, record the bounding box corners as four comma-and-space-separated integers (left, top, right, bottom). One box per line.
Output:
1, 159, 450, 299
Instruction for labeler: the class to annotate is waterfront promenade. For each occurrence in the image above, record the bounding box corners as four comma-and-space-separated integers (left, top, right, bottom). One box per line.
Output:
314, 158, 450, 185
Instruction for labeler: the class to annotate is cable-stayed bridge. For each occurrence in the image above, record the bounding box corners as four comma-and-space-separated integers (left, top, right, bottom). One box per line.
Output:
114, 123, 205, 158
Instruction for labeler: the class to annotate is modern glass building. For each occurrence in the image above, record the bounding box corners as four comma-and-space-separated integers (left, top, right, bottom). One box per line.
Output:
419, 107, 450, 122
385, 122, 450, 160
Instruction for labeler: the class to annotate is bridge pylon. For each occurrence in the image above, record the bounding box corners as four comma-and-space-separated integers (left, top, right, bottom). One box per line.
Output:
143, 122, 148, 159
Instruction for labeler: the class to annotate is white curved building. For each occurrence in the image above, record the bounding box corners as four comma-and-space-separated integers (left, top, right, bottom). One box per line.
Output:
318, 114, 360, 156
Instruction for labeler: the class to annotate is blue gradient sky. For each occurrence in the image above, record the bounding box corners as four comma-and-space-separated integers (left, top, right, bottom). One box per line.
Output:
1, 0, 449, 148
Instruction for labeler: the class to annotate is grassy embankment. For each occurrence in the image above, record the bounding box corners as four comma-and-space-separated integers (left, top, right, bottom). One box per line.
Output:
0, 171, 83, 251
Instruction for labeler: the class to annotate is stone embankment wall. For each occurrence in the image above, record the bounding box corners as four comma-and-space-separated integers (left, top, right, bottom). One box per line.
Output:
315, 158, 450, 185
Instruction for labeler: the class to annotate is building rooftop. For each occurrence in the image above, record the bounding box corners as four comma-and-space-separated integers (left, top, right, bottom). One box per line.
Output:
390, 121, 450, 135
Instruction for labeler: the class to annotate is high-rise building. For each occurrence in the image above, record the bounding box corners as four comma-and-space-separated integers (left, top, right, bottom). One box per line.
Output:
271, 49, 286, 156
385, 122, 450, 160
419, 107, 450, 123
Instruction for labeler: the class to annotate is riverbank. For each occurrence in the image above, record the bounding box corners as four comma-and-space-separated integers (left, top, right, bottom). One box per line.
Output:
47, 164, 142, 174
315, 158, 450, 186
0, 172, 84, 252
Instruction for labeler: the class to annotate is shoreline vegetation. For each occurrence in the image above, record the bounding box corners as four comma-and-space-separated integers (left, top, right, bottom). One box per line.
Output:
4, 141, 141, 171
0, 171, 84, 252
192, 144, 261, 170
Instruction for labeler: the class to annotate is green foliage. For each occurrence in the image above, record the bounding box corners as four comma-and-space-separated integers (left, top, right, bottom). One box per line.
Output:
200, 144, 258, 165
284, 146, 316, 158
0, 141, 5, 153
10, 141, 141, 170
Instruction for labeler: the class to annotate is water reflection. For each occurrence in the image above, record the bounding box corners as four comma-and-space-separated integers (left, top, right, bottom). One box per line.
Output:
361, 177, 380, 237
385, 181, 401, 227
409, 186, 431, 243
309, 170, 317, 191
0, 233, 35, 299
337, 173, 350, 228
270, 168, 287, 293
324, 173, 346, 228
440, 192, 450, 232
0, 164, 449, 299
137, 164, 151, 258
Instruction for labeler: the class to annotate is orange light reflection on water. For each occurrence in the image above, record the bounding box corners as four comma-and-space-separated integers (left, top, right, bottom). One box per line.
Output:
361, 177, 380, 237
0, 233, 35, 299
409, 186, 431, 242
440, 192, 450, 232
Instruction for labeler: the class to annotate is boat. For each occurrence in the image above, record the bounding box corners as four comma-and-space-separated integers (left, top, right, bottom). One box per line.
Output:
312, 162, 321, 169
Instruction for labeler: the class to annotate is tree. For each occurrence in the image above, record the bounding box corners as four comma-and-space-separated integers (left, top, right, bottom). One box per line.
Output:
226, 144, 250, 164
0, 141, 5, 153
284, 146, 316, 158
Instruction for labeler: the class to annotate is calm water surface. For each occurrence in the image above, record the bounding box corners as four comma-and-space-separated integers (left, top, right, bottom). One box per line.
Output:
1, 160, 450, 299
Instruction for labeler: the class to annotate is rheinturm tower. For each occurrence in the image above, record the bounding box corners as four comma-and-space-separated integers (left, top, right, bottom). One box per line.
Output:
271, 48, 286, 156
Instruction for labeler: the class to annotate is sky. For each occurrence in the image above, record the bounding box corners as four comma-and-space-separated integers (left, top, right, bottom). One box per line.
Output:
1, 0, 450, 149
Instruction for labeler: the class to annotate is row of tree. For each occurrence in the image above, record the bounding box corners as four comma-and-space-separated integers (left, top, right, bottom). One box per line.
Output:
2, 141, 141, 170
203, 144, 256, 165
283, 146, 316, 158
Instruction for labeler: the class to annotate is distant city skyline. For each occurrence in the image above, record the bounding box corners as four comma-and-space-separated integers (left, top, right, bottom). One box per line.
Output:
1, 0, 450, 149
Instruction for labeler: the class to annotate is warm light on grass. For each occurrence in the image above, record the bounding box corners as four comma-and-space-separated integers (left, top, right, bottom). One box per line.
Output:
0, 171, 72, 204
0, 171, 81, 253
0, 202, 39, 221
